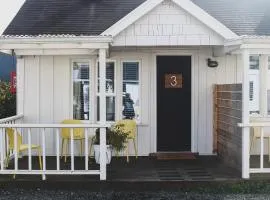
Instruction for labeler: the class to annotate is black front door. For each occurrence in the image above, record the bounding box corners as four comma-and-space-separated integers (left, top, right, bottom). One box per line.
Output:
157, 56, 191, 152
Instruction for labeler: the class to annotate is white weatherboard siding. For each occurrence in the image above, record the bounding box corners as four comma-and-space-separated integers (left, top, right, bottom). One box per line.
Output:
20, 48, 239, 156
113, 0, 224, 46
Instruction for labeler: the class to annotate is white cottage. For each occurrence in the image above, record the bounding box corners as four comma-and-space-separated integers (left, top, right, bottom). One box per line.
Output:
0, 0, 270, 180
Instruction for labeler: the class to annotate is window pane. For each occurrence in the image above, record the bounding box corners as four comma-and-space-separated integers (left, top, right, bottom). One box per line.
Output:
122, 62, 140, 120
249, 73, 260, 114
97, 96, 115, 121
98, 62, 115, 93
73, 62, 90, 120
250, 56, 259, 70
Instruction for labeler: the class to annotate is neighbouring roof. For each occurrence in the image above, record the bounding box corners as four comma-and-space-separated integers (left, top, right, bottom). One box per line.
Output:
192, 0, 270, 36
3, 0, 270, 36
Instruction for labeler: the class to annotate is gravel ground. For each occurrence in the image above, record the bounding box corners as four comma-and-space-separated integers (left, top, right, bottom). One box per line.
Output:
0, 189, 270, 200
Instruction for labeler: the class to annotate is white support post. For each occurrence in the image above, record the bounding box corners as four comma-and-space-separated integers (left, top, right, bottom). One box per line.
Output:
99, 48, 107, 181
16, 57, 25, 115
242, 49, 250, 179
259, 55, 268, 116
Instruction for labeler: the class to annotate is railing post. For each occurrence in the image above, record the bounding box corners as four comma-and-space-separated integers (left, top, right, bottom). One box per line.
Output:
242, 49, 250, 179
99, 48, 107, 180
84, 128, 89, 170
0, 128, 4, 171
42, 128, 46, 180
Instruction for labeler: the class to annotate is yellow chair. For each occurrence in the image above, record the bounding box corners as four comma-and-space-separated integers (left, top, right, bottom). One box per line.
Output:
115, 119, 138, 163
61, 119, 84, 162
5, 128, 42, 177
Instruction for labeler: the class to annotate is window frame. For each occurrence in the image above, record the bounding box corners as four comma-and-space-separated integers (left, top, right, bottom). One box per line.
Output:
96, 59, 117, 122
70, 58, 142, 123
267, 56, 270, 117
120, 59, 142, 123
70, 59, 92, 122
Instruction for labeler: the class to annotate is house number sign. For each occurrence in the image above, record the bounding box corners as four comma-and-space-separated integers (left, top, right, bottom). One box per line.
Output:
165, 73, 183, 88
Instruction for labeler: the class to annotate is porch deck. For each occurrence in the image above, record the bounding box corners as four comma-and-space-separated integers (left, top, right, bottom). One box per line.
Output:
2, 156, 240, 182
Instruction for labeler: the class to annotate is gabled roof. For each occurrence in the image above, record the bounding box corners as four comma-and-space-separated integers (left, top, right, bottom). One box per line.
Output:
4, 0, 146, 36
102, 0, 237, 39
3, 0, 270, 36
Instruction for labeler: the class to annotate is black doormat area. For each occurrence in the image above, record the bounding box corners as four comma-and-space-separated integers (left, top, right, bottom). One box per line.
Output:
156, 167, 214, 181
151, 152, 197, 160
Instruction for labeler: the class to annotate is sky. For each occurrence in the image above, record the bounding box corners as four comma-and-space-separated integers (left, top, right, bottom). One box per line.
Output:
0, 0, 25, 34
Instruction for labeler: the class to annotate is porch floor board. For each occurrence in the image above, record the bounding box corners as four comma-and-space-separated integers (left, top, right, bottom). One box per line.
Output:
1, 156, 241, 182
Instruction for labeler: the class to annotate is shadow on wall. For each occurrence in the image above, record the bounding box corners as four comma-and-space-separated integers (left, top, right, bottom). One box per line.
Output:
0, 53, 16, 119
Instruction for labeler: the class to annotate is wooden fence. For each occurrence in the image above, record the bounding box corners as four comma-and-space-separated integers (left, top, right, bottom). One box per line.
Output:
213, 84, 242, 172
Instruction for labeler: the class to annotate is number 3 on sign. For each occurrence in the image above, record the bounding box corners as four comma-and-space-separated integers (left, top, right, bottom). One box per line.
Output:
164, 73, 182, 88
170, 75, 177, 87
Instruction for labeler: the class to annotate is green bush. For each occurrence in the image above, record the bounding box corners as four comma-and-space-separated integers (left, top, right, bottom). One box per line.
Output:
0, 81, 16, 119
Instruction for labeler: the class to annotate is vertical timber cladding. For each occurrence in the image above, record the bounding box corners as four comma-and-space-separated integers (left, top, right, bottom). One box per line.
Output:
214, 84, 242, 172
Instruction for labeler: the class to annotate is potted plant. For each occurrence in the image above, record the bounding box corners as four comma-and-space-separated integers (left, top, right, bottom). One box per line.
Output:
93, 124, 129, 164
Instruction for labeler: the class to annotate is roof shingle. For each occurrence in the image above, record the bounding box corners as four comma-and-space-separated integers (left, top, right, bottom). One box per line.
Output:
3, 0, 270, 36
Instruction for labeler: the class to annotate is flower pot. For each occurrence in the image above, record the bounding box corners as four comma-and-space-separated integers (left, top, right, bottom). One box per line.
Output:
93, 144, 112, 164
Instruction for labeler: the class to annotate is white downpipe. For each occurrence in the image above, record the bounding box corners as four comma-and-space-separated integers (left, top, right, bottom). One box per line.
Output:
99, 48, 107, 181
242, 49, 250, 179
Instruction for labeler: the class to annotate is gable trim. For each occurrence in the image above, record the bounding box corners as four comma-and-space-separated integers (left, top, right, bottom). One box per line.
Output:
101, 0, 163, 37
173, 0, 237, 40
101, 0, 238, 40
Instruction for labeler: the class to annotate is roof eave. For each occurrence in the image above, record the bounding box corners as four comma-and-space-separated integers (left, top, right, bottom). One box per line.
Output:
0, 35, 113, 51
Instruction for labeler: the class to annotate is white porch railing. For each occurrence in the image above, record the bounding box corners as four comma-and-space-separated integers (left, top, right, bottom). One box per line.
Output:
0, 118, 109, 180
0, 114, 24, 172
239, 122, 270, 175
0, 114, 23, 124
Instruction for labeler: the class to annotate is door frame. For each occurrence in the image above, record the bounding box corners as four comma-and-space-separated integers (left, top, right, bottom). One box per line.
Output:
151, 51, 197, 153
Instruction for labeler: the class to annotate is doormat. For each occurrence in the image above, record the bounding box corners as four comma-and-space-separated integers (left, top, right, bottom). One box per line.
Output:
153, 152, 197, 160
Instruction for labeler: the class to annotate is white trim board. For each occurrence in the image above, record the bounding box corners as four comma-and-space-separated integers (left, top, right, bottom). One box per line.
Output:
101, 0, 238, 40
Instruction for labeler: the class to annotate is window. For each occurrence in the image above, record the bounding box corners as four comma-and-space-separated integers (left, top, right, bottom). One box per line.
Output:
72, 59, 142, 122
249, 81, 254, 101
250, 55, 259, 70
72, 61, 90, 120
97, 62, 116, 121
249, 56, 260, 114
122, 62, 140, 121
